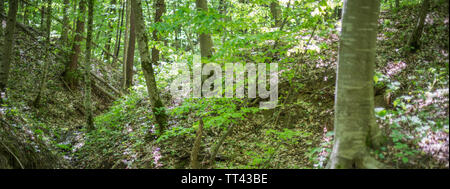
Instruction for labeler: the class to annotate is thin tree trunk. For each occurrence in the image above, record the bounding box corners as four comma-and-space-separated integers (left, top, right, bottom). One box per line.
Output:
85, 0, 94, 131
151, 0, 165, 67
33, 0, 53, 107
103, 0, 117, 64
132, 0, 168, 137
270, 1, 281, 27
61, 0, 70, 44
123, 0, 136, 91
408, 0, 430, 52
63, 0, 86, 87
122, 0, 130, 77
112, 0, 125, 67
0, 0, 19, 100
0, 0, 4, 16
0, 0, 3, 36
195, 0, 213, 59
327, 0, 384, 169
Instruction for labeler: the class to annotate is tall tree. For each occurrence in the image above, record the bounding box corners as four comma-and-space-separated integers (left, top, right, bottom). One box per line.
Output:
195, 0, 213, 59
132, 0, 168, 137
33, 0, 53, 107
123, 0, 136, 91
327, 0, 384, 169
408, 0, 430, 52
84, 0, 94, 131
269, 0, 281, 27
103, 0, 117, 64
0, 0, 4, 16
151, 0, 165, 66
61, 0, 70, 44
0, 0, 4, 36
63, 0, 86, 87
0, 0, 19, 102
112, 0, 125, 67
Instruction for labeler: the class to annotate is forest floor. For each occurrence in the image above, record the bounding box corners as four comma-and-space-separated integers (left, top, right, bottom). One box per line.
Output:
0, 3, 448, 169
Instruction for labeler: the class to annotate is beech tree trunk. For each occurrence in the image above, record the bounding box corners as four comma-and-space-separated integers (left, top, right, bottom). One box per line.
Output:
408, 0, 430, 52
0, 0, 19, 100
327, 0, 384, 169
132, 0, 168, 137
63, 0, 86, 87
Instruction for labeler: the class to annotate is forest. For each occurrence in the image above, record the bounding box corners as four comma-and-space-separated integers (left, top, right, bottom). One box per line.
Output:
0, 0, 448, 170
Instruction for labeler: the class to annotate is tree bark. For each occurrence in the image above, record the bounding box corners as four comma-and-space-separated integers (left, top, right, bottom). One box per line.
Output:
103, 0, 117, 64
0, 0, 19, 98
61, 0, 70, 44
112, 0, 125, 67
408, 0, 430, 52
195, 0, 213, 59
327, 0, 384, 169
33, 0, 53, 107
84, 0, 95, 131
122, 0, 130, 80
270, 1, 281, 27
63, 0, 86, 87
123, 0, 136, 91
132, 0, 168, 137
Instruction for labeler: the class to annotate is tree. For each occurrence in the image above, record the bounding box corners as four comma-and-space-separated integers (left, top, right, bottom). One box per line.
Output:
33, 0, 53, 107
123, 0, 136, 91
84, 0, 95, 131
408, 0, 430, 52
195, 0, 213, 59
132, 0, 168, 137
112, 0, 125, 66
63, 0, 86, 87
151, 0, 165, 66
269, 0, 281, 27
61, 0, 70, 44
327, 0, 384, 169
0, 0, 3, 35
0, 0, 4, 17
0, 0, 19, 102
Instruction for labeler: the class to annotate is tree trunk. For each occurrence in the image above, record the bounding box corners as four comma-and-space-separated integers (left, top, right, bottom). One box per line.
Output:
61, 0, 70, 44
0, 0, 19, 99
103, 0, 117, 64
112, 0, 125, 67
408, 0, 430, 52
327, 0, 384, 169
151, 0, 165, 67
132, 0, 168, 137
84, 0, 94, 131
0, 0, 3, 36
22, 0, 28, 25
270, 1, 281, 27
63, 0, 86, 87
33, 0, 53, 107
122, 0, 130, 81
195, 0, 213, 59
0, 0, 4, 17
123, 0, 136, 91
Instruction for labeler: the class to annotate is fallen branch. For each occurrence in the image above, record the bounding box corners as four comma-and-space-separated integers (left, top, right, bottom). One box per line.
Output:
90, 72, 124, 96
